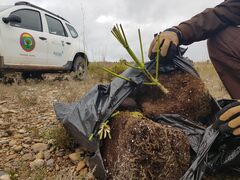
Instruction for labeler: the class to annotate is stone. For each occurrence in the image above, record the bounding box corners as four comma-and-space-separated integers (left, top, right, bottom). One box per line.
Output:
56, 151, 64, 157
0, 139, 9, 145
22, 144, 30, 148
55, 164, 60, 171
30, 159, 45, 169
18, 129, 26, 134
31, 143, 48, 152
35, 151, 44, 159
0, 174, 11, 180
0, 107, 17, 114
14, 134, 24, 139
0, 101, 7, 105
6, 154, 17, 161
79, 168, 88, 176
68, 152, 81, 162
23, 137, 32, 144
43, 151, 51, 160
22, 153, 34, 161
75, 148, 84, 154
13, 145, 23, 152
76, 161, 86, 172
63, 155, 68, 160
46, 159, 54, 167
0, 132, 9, 138
0, 170, 9, 177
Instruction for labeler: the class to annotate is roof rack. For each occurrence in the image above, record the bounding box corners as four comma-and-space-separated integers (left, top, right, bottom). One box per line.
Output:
15, 1, 69, 23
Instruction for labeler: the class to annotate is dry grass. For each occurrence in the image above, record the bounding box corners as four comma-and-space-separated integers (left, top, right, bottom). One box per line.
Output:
88, 61, 128, 82
0, 61, 232, 180
195, 62, 230, 99
49, 166, 95, 180
17, 92, 39, 106
0, 84, 19, 101
42, 125, 74, 149
29, 167, 48, 180
55, 78, 100, 103
0, 61, 230, 104
87, 61, 230, 99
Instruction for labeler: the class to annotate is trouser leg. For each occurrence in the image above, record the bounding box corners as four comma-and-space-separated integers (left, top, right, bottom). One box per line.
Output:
207, 26, 240, 99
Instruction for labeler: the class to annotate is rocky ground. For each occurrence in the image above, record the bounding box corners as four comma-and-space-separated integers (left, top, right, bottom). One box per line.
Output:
0, 73, 99, 180
0, 62, 229, 180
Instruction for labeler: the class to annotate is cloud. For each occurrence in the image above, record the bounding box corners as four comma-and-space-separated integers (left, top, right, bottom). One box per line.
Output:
0, 0, 223, 61
96, 15, 116, 24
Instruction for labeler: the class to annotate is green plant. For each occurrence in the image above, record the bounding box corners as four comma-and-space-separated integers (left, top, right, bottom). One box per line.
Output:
17, 92, 38, 106
103, 24, 168, 94
89, 111, 120, 141
98, 120, 111, 140
42, 125, 74, 149
30, 167, 47, 180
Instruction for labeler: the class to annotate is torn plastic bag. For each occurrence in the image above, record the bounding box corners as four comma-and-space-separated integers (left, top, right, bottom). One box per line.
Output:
153, 99, 240, 180
153, 114, 205, 153
54, 48, 201, 179
54, 48, 238, 179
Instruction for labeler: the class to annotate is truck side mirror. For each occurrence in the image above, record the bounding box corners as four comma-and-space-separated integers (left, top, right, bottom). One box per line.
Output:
2, 15, 21, 24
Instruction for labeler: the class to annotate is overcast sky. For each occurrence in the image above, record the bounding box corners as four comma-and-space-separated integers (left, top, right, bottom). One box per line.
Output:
1, 0, 223, 61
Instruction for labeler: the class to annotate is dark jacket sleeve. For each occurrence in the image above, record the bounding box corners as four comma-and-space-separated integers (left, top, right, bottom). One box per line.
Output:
176, 0, 240, 45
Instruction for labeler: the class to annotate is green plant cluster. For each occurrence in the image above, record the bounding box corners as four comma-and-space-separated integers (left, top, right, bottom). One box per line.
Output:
103, 24, 169, 94
42, 126, 74, 149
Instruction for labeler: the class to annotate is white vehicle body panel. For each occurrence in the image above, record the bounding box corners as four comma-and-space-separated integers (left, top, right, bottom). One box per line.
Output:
0, 4, 86, 71
0, 7, 48, 66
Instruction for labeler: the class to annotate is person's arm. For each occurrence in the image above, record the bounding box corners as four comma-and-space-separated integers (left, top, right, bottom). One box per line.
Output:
177, 0, 240, 45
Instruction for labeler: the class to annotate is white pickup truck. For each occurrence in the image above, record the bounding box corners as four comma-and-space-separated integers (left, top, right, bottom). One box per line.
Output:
0, 1, 88, 78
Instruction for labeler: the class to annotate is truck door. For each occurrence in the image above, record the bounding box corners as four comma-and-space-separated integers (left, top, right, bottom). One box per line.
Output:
45, 14, 69, 67
1, 9, 47, 66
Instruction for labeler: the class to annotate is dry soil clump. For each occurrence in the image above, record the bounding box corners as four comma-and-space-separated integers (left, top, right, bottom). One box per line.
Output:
102, 71, 213, 179
101, 112, 190, 180
134, 71, 212, 123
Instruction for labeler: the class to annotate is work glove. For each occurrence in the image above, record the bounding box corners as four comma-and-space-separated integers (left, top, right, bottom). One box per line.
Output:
148, 27, 182, 60
214, 102, 240, 136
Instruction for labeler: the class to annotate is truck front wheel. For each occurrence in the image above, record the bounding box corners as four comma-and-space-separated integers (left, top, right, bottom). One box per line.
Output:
72, 56, 88, 80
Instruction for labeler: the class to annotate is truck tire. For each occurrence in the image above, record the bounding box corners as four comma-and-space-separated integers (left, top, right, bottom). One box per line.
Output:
72, 56, 88, 80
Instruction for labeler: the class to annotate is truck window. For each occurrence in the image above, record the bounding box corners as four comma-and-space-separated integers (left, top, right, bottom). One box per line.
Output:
10, 9, 42, 32
66, 24, 78, 38
45, 15, 67, 37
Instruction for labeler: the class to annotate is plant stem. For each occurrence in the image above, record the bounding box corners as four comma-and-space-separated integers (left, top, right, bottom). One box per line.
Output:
102, 67, 131, 81
138, 29, 145, 64
124, 62, 142, 70
156, 35, 161, 80
142, 68, 169, 94
111, 24, 169, 94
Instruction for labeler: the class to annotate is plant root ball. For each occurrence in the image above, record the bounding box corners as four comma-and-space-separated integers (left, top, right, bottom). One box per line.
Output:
101, 112, 190, 180
136, 71, 212, 123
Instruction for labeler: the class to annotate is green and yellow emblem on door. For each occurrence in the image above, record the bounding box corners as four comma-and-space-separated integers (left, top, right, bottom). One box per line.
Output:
20, 33, 35, 52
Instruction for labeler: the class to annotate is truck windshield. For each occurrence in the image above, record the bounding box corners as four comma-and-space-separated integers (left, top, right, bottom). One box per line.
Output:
0, 6, 12, 12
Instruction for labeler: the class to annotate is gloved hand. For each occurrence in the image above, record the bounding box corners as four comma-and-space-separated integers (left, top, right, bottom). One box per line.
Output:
148, 27, 182, 60
214, 102, 240, 136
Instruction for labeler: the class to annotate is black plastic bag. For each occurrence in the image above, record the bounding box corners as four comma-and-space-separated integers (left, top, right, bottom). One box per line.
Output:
54, 50, 240, 179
